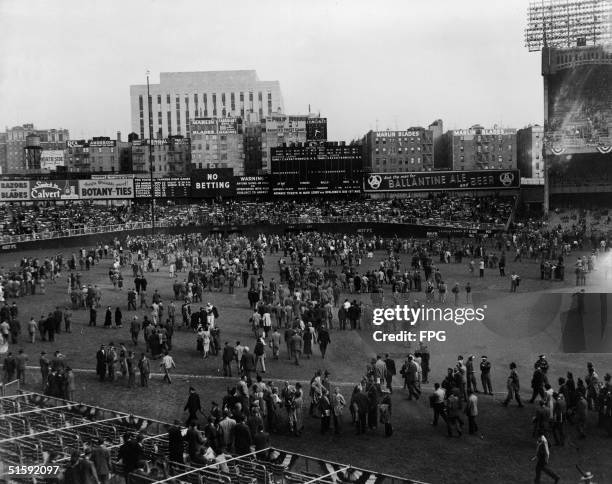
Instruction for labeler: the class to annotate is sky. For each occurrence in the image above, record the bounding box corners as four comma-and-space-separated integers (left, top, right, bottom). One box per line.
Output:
0, 0, 543, 142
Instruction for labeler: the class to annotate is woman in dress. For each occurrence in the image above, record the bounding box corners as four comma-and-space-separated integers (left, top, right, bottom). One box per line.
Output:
202, 326, 211, 359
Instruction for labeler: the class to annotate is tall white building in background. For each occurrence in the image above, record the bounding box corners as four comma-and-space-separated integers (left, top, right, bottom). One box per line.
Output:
130, 70, 284, 141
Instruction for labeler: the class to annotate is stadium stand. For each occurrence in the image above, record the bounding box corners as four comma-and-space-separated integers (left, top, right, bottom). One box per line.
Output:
0, 392, 424, 484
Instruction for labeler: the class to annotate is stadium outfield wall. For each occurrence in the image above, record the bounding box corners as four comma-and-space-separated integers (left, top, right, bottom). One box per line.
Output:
0, 169, 520, 201
0, 222, 501, 253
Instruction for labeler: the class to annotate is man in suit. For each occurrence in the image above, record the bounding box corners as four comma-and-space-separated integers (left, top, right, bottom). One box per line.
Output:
16, 349, 27, 384
234, 416, 253, 455
185, 421, 206, 464
184, 387, 203, 425
351, 387, 369, 435
91, 438, 111, 484
480, 356, 493, 395
39, 351, 50, 390
290, 331, 303, 366
253, 424, 270, 458
138, 353, 150, 387
167, 420, 184, 463
240, 347, 256, 385
466, 355, 479, 393
403, 355, 420, 400
96, 345, 106, 381
222, 341, 236, 377
384, 354, 396, 393
64, 449, 99, 484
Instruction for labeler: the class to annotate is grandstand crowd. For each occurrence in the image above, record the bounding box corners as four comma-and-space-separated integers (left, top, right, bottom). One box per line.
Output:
0, 193, 516, 239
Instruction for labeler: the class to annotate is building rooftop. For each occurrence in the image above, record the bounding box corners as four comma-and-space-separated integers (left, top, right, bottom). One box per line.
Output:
131, 70, 281, 90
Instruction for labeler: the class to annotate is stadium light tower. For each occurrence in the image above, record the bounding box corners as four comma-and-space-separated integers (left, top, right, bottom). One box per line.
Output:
524, 0, 612, 215
525, 0, 612, 51
146, 70, 155, 235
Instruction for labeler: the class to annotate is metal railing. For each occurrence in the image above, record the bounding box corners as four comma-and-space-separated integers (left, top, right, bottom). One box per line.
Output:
0, 380, 20, 397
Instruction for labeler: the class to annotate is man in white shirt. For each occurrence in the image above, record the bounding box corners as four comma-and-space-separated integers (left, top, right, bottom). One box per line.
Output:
160, 351, 176, 384
430, 383, 447, 426
466, 390, 479, 435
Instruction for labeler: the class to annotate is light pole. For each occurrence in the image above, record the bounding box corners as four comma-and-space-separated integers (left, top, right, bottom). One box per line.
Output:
146, 70, 155, 235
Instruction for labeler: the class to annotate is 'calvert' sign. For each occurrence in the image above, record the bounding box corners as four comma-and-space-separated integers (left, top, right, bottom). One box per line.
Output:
30, 180, 79, 200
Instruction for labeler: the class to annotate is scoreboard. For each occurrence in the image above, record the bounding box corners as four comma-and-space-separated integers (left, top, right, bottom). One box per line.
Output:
270, 143, 362, 196
134, 178, 191, 198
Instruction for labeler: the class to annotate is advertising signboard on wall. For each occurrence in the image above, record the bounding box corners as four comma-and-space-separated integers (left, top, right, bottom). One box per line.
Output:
0, 181, 30, 201
78, 178, 134, 199
40, 150, 65, 170
191, 169, 236, 197
363, 170, 520, 192
29, 180, 80, 200
235, 176, 270, 196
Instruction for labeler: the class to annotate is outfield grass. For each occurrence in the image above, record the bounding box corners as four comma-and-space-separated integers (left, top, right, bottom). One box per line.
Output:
3, 244, 611, 484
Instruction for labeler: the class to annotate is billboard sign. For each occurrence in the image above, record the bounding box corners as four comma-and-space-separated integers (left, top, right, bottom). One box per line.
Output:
363, 170, 520, 192
306, 118, 328, 141
191, 118, 217, 135
0, 181, 30, 201
89, 139, 116, 147
218, 118, 239, 134
40, 150, 65, 170
236, 175, 270, 196
266, 116, 307, 134
191, 169, 236, 198
78, 178, 134, 199
191, 118, 239, 135
30, 180, 80, 200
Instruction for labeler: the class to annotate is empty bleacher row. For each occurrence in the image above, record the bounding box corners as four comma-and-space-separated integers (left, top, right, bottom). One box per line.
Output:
0, 392, 425, 484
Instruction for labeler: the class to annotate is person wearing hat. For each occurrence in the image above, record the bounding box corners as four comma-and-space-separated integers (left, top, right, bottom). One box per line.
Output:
579, 471, 595, 483
64, 448, 100, 484
480, 356, 493, 395
184, 386, 203, 425
535, 355, 549, 375
91, 438, 111, 484
529, 365, 546, 404
203, 416, 220, 454
185, 420, 206, 464
209, 401, 221, 425
502, 362, 523, 407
